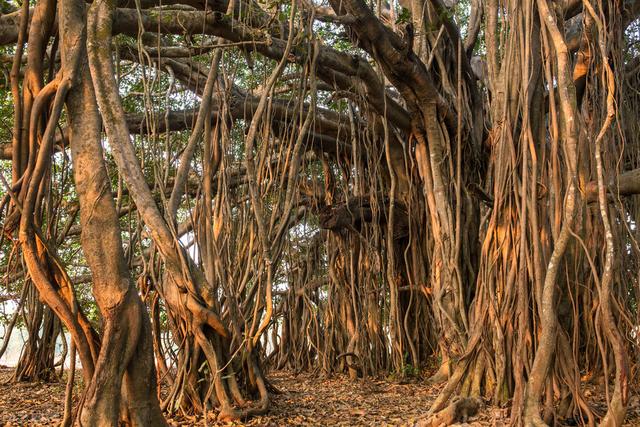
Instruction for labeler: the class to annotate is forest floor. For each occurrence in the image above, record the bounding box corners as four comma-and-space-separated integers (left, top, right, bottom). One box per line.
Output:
0, 366, 639, 426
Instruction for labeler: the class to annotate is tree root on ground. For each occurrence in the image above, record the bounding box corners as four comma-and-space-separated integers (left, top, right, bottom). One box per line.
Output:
416, 396, 482, 427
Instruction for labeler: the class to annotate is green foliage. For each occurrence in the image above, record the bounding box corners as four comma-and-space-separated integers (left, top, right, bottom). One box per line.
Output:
401, 362, 421, 378
396, 7, 411, 25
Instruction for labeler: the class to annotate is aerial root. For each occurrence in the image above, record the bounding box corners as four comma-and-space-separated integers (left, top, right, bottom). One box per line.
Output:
416, 396, 482, 427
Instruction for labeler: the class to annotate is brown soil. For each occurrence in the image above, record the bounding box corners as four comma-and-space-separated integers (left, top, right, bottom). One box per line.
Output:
0, 366, 638, 426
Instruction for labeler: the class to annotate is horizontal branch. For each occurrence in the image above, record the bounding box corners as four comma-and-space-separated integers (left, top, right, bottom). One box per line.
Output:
318, 194, 409, 240
585, 168, 640, 202
124, 89, 356, 156
0, 7, 411, 132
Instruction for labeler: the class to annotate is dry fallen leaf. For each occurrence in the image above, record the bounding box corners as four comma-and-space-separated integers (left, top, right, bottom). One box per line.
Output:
0, 367, 639, 426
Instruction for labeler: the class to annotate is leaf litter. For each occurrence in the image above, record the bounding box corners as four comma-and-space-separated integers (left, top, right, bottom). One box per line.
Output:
1, 367, 639, 426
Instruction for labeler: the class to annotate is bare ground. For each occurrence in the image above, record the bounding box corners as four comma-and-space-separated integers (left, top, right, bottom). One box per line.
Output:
0, 366, 638, 426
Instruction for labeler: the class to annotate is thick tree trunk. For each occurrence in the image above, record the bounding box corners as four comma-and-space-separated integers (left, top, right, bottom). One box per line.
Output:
61, 0, 166, 423
1, 0, 637, 425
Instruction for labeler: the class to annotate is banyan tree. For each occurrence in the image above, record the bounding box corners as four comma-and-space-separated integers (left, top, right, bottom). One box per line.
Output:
0, 0, 639, 425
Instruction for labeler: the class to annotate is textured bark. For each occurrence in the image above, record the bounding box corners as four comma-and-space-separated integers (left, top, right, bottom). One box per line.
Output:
1, 0, 638, 425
